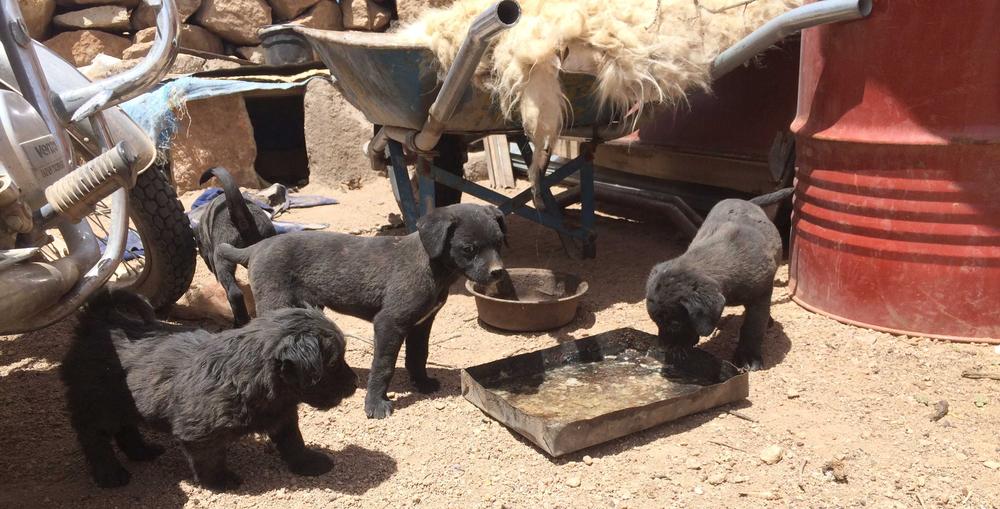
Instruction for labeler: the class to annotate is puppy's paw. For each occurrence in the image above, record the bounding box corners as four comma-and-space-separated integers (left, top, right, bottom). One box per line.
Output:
365, 397, 393, 419
411, 376, 441, 394
123, 442, 165, 462
200, 470, 243, 492
92, 464, 131, 488
733, 349, 764, 371
287, 449, 333, 476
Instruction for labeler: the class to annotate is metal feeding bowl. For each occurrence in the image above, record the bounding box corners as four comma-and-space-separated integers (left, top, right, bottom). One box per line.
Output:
466, 268, 588, 332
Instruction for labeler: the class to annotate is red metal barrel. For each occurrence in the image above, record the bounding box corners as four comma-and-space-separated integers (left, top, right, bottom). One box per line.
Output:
789, 0, 1000, 342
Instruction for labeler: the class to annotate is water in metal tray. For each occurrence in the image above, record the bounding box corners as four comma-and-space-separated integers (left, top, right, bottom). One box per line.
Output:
489, 351, 708, 423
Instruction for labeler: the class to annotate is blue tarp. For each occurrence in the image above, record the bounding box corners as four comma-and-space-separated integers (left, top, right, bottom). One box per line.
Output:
119, 76, 313, 152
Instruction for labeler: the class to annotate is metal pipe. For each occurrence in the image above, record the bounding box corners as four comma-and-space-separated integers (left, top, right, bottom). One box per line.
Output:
56, 0, 179, 122
412, 0, 520, 152
710, 0, 871, 80
6, 186, 129, 333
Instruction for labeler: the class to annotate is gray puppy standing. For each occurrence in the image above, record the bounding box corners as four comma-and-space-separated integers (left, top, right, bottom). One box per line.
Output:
61, 290, 358, 490
645, 188, 793, 371
195, 167, 276, 326
218, 203, 507, 419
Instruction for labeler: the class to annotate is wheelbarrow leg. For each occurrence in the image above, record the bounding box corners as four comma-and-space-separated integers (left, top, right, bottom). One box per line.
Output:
387, 140, 420, 233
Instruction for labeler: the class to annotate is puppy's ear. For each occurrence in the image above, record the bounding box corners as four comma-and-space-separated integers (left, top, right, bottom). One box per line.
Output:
275, 334, 325, 389
417, 209, 457, 259
487, 205, 508, 247
681, 286, 725, 337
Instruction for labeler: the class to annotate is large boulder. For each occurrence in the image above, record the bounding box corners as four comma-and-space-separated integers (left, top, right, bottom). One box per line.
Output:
44, 29, 131, 67
287, 0, 340, 30
170, 94, 260, 193
303, 78, 376, 188
131, 0, 201, 29
394, 0, 455, 25
266, 0, 318, 21
193, 0, 271, 45
56, 0, 138, 7
134, 24, 224, 54
53, 5, 131, 31
18, 0, 56, 40
340, 0, 390, 31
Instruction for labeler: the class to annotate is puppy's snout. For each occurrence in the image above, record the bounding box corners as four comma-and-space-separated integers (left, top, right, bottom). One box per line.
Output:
488, 264, 506, 281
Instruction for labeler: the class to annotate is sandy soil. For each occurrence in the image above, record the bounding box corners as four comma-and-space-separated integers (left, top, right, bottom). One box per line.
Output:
1, 178, 998, 508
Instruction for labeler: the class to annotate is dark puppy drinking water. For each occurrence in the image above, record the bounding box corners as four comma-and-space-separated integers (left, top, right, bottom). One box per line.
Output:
645, 188, 793, 371
61, 290, 358, 490
218, 203, 507, 419
196, 167, 277, 326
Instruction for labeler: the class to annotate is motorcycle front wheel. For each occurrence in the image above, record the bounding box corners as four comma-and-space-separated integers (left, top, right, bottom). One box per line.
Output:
41, 162, 196, 309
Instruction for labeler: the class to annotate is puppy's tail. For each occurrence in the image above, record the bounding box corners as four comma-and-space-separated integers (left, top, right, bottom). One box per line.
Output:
79, 288, 158, 330
199, 167, 266, 244
218, 242, 252, 268
749, 187, 794, 207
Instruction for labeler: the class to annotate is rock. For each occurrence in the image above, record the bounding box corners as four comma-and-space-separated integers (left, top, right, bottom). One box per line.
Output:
685, 458, 701, 470
235, 45, 266, 63
582, 455, 593, 466
786, 388, 800, 399
167, 53, 207, 75
740, 491, 780, 501
44, 30, 130, 67
822, 459, 849, 483
929, 400, 949, 422
170, 94, 260, 192
433, 401, 445, 411
394, 0, 455, 24
134, 24, 224, 54
974, 395, 988, 408
193, 0, 270, 45
131, 0, 201, 28
53, 5, 131, 31
201, 58, 242, 72
267, 0, 319, 20
340, 0, 390, 31
565, 477, 581, 488
984, 461, 1000, 470
693, 486, 704, 495
18, 0, 56, 39
706, 470, 727, 486
760, 445, 784, 465
288, 0, 341, 30
303, 78, 378, 188
57, 0, 137, 7
913, 393, 931, 406
172, 279, 254, 323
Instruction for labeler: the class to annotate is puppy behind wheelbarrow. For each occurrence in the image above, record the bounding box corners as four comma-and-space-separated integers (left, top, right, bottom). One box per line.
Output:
196, 167, 276, 327
218, 203, 508, 419
61, 290, 358, 490
645, 188, 793, 371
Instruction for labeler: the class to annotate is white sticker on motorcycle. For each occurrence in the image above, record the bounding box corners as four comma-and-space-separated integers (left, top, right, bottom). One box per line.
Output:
20, 134, 67, 179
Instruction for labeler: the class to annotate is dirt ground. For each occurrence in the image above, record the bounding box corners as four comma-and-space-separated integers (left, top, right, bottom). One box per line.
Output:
1, 177, 998, 509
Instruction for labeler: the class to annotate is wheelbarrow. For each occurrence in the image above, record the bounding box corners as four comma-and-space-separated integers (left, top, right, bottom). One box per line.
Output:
260, 0, 870, 258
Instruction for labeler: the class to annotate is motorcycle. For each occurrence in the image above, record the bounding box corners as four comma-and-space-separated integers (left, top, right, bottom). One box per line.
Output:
0, 0, 195, 334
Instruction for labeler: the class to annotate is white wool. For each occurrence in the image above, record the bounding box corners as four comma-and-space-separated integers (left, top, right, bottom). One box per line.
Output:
402, 0, 800, 148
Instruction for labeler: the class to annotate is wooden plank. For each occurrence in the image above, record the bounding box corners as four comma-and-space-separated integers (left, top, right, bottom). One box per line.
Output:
594, 142, 775, 195
484, 135, 516, 189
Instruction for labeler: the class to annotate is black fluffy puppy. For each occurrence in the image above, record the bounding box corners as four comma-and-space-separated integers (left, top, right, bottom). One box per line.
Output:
218, 203, 507, 419
196, 167, 277, 326
645, 188, 792, 371
61, 290, 357, 490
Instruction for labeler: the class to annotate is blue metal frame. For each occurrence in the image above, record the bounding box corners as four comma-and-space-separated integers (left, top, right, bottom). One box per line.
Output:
385, 139, 597, 257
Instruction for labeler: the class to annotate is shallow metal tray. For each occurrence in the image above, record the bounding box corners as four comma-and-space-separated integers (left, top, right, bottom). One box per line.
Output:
461, 327, 749, 457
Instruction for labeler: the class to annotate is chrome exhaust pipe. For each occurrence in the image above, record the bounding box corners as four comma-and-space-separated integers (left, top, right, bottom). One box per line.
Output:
710, 0, 872, 80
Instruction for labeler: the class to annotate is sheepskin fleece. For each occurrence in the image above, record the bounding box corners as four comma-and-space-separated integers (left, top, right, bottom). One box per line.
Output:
402, 0, 800, 148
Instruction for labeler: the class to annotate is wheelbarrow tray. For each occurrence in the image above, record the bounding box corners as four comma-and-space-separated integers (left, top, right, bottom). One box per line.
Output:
277, 27, 612, 134
461, 327, 749, 456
